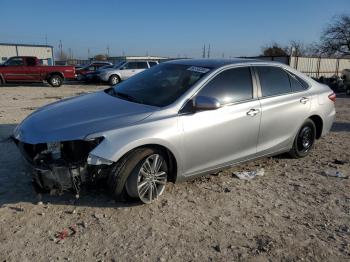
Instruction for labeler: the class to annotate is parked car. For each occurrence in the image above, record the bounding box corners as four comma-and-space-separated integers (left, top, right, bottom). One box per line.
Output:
0, 56, 76, 87
341, 69, 350, 95
76, 61, 113, 81
85, 60, 158, 85
13, 59, 336, 204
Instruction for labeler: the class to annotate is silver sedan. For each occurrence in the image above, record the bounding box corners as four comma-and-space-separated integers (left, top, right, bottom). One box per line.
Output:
13, 59, 336, 204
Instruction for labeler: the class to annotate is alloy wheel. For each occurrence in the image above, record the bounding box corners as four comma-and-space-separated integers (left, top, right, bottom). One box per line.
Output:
134, 154, 167, 204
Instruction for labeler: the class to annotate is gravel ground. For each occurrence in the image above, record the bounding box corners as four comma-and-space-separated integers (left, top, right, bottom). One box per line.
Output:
0, 84, 349, 262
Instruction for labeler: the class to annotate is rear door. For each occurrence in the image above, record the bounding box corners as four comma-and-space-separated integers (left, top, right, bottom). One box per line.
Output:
254, 66, 311, 155
180, 66, 261, 176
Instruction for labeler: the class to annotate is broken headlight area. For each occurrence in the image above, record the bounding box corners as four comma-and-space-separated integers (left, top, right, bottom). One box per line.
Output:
14, 137, 112, 195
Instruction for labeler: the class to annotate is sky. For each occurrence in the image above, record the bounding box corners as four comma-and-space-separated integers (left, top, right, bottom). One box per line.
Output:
1, 0, 349, 59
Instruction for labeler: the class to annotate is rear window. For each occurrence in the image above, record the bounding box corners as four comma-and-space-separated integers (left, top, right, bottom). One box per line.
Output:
256, 66, 291, 97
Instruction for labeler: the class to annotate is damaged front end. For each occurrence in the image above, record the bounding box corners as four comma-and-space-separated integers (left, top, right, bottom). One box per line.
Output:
13, 137, 112, 196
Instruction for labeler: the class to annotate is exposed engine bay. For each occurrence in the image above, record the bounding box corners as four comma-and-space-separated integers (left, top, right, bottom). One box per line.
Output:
12, 137, 111, 196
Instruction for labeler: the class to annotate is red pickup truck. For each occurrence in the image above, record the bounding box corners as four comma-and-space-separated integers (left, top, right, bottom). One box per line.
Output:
0, 56, 76, 87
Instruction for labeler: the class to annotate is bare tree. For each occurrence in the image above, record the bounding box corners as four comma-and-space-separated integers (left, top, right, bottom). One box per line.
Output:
319, 14, 350, 56
289, 40, 308, 56
261, 43, 288, 56
55, 50, 68, 61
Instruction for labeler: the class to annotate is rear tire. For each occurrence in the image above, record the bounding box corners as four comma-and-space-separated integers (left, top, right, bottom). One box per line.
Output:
108, 148, 168, 204
108, 75, 120, 86
48, 74, 63, 87
289, 119, 316, 158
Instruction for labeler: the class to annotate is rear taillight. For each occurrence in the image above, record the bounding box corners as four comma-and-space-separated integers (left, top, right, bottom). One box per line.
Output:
328, 92, 336, 102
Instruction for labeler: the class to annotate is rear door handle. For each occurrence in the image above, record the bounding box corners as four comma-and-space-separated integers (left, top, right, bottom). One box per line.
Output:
246, 108, 260, 117
300, 97, 309, 104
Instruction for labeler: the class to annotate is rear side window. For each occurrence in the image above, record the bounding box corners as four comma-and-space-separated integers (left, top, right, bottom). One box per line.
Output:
148, 61, 157, 67
27, 57, 36, 66
124, 62, 138, 69
288, 74, 307, 92
137, 62, 148, 69
256, 66, 291, 97
198, 67, 253, 104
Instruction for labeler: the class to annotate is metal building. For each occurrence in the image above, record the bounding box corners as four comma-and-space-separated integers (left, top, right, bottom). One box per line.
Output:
0, 43, 54, 65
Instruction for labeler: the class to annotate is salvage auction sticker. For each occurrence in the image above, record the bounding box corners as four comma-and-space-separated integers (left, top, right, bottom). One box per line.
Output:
187, 66, 210, 74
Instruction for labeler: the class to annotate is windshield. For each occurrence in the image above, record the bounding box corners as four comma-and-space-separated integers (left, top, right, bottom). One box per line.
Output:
109, 63, 212, 107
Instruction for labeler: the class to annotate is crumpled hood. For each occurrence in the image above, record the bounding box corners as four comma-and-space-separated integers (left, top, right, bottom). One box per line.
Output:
14, 90, 156, 144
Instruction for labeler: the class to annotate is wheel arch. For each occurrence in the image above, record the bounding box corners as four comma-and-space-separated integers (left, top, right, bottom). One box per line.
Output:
90, 136, 181, 183
128, 144, 177, 183
308, 114, 323, 139
47, 71, 65, 81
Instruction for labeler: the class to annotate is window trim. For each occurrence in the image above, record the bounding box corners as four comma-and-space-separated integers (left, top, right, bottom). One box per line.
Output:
178, 65, 259, 114
253, 65, 311, 100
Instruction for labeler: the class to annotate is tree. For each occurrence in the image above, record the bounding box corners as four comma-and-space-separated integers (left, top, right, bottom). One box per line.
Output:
55, 50, 68, 61
319, 14, 350, 56
94, 54, 108, 60
261, 43, 288, 56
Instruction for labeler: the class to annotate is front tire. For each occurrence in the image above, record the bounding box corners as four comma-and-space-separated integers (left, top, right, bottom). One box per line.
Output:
108, 148, 168, 204
48, 74, 63, 87
289, 119, 316, 158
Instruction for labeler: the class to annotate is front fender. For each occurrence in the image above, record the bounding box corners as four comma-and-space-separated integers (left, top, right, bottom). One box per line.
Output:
88, 116, 183, 175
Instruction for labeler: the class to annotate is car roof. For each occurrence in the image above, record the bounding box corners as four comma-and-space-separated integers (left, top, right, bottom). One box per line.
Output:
165, 58, 279, 69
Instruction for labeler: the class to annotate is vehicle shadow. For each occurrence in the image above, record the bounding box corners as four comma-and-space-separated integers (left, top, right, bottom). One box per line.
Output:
0, 123, 141, 208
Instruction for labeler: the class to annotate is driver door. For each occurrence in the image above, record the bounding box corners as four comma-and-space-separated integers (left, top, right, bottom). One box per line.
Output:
3, 57, 28, 81
179, 66, 261, 177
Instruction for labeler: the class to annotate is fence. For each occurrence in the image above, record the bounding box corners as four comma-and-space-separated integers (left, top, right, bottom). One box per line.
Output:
247, 56, 350, 78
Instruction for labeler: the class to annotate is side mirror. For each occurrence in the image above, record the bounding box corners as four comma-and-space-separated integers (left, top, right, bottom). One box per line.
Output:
193, 96, 221, 111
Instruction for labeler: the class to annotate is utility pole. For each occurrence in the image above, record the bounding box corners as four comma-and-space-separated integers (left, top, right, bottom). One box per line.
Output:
207, 44, 211, 58
88, 48, 90, 60
59, 40, 63, 59
106, 45, 110, 57
45, 34, 48, 45
202, 44, 206, 58
69, 48, 72, 60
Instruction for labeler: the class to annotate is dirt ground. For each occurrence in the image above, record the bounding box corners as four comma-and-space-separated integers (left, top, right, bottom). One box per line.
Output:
0, 83, 349, 262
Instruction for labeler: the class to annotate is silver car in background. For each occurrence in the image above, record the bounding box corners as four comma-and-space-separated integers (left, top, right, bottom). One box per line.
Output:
92, 60, 159, 85
13, 59, 336, 204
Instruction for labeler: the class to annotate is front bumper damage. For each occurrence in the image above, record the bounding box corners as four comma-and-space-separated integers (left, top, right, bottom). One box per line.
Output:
13, 137, 112, 196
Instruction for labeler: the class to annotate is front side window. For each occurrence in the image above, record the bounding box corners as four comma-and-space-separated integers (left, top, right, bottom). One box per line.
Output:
5, 57, 24, 66
109, 63, 212, 107
198, 67, 253, 104
256, 66, 291, 97
123, 62, 138, 69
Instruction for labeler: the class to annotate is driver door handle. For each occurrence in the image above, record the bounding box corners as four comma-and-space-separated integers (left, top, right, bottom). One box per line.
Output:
246, 108, 260, 117
300, 97, 309, 104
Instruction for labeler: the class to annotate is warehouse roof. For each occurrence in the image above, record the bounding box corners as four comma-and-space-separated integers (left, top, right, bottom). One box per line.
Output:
0, 43, 53, 48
